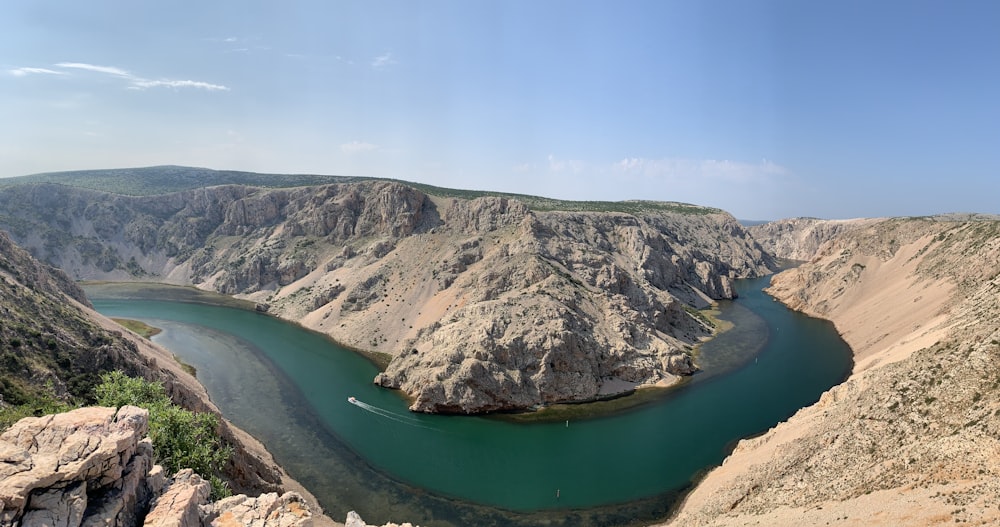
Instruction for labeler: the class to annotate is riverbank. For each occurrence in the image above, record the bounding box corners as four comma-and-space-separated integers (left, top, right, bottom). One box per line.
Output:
81, 294, 344, 527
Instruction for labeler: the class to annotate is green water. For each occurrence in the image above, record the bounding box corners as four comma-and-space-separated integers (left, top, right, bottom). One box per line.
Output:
88, 275, 852, 526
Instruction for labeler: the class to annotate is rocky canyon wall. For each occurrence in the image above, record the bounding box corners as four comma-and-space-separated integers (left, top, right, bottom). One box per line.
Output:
0, 182, 776, 413
747, 217, 875, 261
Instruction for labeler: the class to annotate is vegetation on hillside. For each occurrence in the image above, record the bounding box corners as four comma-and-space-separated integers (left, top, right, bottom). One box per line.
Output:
0, 231, 273, 497
95, 371, 233, 499
0, 165, 361, 196
0, 165, 721, 215
0, 271, 122, 422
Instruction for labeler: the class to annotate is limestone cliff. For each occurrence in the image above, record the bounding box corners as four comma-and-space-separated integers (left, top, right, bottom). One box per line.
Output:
747, 217, 877, 261
0, 179, 776, 413
0, 405, 313, 527
667, 217, 1000, 526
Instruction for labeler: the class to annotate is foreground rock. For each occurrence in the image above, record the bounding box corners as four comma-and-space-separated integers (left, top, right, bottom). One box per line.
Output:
0, 405, 313, 527
666, 217, 1000, 526
1, 406, 158, 526
0, 180, 776, 413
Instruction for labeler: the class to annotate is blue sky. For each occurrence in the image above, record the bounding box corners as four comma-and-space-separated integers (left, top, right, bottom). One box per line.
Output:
2, 1, 998, 220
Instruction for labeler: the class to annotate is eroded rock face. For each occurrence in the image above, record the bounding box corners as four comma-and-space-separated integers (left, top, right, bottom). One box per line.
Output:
0, 406, 156, 526
374, 208, 773, 413
748, 217, 876, 262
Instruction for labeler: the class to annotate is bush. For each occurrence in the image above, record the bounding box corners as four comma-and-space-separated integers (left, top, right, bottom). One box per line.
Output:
95, 371, 232, 499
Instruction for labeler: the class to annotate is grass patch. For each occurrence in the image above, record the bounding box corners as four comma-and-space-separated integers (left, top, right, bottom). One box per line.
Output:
493, 379, 691, 424
173, 355, 197, 377
112, 318, 161, 339
83, 282, 259, 311
685, 304, 726, 331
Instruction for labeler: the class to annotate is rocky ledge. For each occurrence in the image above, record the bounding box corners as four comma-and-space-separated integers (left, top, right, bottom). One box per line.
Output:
0, 405, 312, 527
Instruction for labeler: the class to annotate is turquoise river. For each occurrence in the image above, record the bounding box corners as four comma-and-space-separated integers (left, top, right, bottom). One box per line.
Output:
88, 275, 852, 527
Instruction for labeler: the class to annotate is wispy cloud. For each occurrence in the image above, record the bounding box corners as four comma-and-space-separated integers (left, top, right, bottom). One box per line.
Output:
547, 154, 586, 173
371, 52, 396, 70
131, 79, 229, 91
55, 62, 132, 77
8, 67, 67, 77
340, 141, 379, 153
500, 154, 796, 218
23, 62, 231, 91
612, 157, 789, 183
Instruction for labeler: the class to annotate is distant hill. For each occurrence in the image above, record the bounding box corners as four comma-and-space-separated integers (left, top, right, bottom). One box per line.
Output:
0, 165, 721, 215
0, 165, 361, 196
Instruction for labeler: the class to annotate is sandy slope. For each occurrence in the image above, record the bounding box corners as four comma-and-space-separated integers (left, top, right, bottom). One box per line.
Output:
661, 218, 1000, 527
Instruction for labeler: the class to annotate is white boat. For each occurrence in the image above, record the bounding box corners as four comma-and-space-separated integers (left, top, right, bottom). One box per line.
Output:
348, 396, 357, 404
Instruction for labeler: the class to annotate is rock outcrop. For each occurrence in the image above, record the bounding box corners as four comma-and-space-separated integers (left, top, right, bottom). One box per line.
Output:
0, 405, 313, 527
1, 406, 158, 526
0, 180, 777, 413
666, 217, 1000, 526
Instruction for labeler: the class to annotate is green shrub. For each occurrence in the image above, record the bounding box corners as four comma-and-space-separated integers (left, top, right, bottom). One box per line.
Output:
95, 371, 232, 499
0, 391, 73, 430
95, 370, 171, 409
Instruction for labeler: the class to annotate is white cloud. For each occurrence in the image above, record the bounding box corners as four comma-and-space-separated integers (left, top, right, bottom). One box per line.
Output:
55, 62, 132, 77
340, 141, 379, 153
9, 67, 67, 77
371, 52, 396, 69
131, 79, 230, 91
547, 154, 586, 173
44, 62, 229, 91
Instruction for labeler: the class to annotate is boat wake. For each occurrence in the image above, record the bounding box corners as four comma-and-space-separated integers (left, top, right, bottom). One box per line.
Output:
348, 397, 437, 430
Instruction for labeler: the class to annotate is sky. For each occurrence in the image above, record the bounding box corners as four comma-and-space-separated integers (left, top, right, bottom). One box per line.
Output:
1, 1, 998, 220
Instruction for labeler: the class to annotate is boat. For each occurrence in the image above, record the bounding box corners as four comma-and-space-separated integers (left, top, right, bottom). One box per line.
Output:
348, 396, 357, 404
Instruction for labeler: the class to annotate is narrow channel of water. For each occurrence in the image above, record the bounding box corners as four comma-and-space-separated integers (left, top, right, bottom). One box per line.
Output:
87, 275, 852, 526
